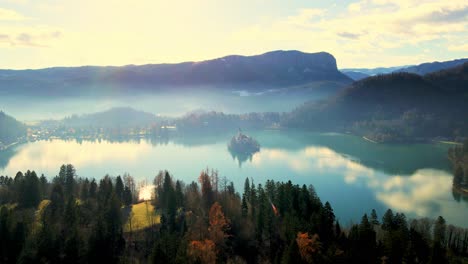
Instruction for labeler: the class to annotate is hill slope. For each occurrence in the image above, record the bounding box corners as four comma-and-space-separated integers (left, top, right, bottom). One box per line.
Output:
284, 63, 468, 142
60, 107, 159, 128
0, 111, 26, 145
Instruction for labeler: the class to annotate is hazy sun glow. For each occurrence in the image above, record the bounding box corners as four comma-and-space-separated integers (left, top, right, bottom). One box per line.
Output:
0, 0, 467, 69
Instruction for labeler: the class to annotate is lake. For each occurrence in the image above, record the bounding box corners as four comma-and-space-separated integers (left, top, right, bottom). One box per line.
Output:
1, 130, 467, 227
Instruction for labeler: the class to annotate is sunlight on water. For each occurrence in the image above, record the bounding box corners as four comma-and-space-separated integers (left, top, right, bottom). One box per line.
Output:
139, 184, 155, 201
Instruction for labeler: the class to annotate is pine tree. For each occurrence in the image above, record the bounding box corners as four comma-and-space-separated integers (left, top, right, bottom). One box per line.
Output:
382, 209, 394, 231
370, 209, 379, 225
65, 164, 76, 197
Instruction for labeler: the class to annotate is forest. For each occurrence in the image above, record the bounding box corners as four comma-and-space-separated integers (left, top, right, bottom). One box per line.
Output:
0, 165, 467, 263
283, 63, 468, 143
449, 140, 468, 193
0, 111, 26, 146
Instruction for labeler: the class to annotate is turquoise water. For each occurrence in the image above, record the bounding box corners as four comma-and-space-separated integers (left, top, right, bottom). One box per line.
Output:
1, 130, 467, 227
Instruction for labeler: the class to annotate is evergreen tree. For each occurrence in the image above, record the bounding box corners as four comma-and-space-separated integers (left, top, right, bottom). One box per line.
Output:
20, 171, 41, 208
243, 178, 250, 202
80, 178, 90, 200
370, 209, 379, 225
123, 186, 133, 206
199, 170, 214, 210
39, 174, 48, 199
175, 180, 184, 209
89, 179, 97, 199
57, 165, 67, 185
49, 183, 65, 217
241, 194, 248, 217
115, 176, 124, 203
0, 207, 10, 263
382, 209, 394, 231
65, 164, 76, 196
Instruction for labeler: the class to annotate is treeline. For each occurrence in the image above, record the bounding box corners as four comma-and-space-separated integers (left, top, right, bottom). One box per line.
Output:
1, 166, 468, 263
449, 140, 468, 192
175, 111, 281, 134
0, 164, 137, 263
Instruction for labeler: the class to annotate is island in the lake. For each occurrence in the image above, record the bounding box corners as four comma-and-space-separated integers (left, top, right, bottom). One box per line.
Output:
228, 129, 260, 155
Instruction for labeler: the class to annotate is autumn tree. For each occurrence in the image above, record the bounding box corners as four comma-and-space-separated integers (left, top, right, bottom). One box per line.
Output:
188, 239, 216, 264
296, 232, 321, 263
199, 170, 214, 211
209, 202, 230, 248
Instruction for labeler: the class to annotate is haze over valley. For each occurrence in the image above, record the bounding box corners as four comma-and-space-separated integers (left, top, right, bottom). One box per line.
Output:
1, 1, 468, 263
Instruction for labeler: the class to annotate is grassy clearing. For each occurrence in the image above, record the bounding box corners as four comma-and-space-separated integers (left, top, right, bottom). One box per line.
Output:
124, 201, 160, 232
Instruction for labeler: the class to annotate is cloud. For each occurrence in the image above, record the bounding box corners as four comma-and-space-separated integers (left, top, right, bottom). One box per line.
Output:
0, 7, 27, 21
348, 2, 362, 12
375, 169, 452, 216
5, 139, 152, 171
422, 5, 468, 23
230, 0, 468, 67
285, 8, 325, 27
337, 32, 364, 39
0, 27, 62, 47
448, 43, 468, 51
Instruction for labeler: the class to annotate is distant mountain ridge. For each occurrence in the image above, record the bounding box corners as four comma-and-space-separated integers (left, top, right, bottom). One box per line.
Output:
0, 50, 352, 96
396, 58, 468, 75
341, 58, 468, 80
340, 71, 370, 81
340, 65, 410, 80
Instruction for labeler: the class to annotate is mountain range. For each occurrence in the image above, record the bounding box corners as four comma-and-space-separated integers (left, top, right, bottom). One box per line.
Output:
340, 66, 408, 80
342, 58, 468, 80
0, 50, 352, 97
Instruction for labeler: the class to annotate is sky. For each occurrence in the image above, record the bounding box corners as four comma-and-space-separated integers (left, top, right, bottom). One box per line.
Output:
0, 0, 467, 69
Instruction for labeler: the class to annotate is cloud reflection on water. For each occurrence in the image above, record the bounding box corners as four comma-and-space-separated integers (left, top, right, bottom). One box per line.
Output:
251, 145, 467, 224
5, 139, 153, 174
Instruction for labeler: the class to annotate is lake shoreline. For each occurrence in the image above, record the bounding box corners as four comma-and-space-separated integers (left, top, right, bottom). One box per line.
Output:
453, 185, 468, 196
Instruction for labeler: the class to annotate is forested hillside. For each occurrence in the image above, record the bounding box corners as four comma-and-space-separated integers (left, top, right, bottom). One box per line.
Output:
0, 111, 26, 145
0, 165, 467, 263
283, 63, 468, 142
449, 140, 468, 193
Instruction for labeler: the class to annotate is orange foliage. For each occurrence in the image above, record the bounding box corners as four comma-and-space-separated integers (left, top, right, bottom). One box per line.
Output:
208, 202, 230, 246
296, 232, 321, 263
188, 239, 216, 264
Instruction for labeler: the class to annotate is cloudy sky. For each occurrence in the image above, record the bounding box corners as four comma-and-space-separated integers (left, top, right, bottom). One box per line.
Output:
0, 0, 467, 69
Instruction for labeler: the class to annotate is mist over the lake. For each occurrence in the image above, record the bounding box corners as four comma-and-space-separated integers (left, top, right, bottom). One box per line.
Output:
1, 1, 468, 262
1, 89, 323, 121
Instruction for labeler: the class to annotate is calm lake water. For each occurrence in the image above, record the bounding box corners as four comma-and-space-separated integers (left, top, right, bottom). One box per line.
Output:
1, 130, 467, 227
